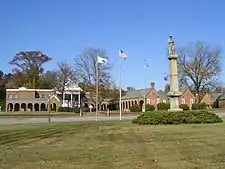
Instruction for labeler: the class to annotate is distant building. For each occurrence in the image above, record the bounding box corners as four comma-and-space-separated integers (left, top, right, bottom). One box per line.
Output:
5, 81, 83, 112
113, 82, 223, 111
5, 80, 225, 112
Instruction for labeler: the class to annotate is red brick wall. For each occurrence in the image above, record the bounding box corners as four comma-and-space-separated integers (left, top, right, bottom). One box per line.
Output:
179, 89, 195, 106
146, 90, 159, 106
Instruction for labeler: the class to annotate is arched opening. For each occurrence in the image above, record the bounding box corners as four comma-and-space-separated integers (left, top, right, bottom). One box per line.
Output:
7, 103, 13, 111
135, 100, 137, 105
28, 103, 33, 111
84, 103, 88, 108
51, 103, 57, 111
14, 103, 20, 111
34, 103, 39, 111
41, 103, 46, 111
128, 101, 131, 109
139, 100, 144, 107
21, 103, 26, 111
122, 102, 125, 110
131, 101, 134, 106
125, 102, 128, 109
101, 104, 106, 110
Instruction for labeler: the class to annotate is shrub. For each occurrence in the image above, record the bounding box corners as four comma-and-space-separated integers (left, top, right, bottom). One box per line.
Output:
0, 100, 4, 111
157, 103, 170, 110
179, 104, 189, 110
58, 107, 82, 113
132, 110, 222, 125
212, 100, 219, 108
130, 104, 142, 112
145, 104, 155, 112
107, 103, 118, 110
192, 103, 207, 110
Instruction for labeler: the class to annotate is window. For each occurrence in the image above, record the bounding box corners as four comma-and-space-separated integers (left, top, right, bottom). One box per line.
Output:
41, 94, 46, 98
163, 100, 166, 103
182, 99, 185, 104
14, 94, 18, 98
147, 99, 151, 104
8, 94, 12, 99
190, 99, 194, 105
157, 98, 160, 104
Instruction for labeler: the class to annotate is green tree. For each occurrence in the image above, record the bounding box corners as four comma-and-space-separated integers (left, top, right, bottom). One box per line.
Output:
40, 70, 58, 89
9, 51, 52, 88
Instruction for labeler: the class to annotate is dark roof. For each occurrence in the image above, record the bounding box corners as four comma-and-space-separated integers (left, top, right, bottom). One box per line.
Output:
212, 92, 224, 102
7, 98, 49, 103
217, 93, 225, 101
122, 88, 150, 99
122, 88, 168, 100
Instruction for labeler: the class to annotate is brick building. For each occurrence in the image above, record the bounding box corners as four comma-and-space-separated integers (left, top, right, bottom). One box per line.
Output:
6, 87, 60, 112
6, 82, 83, 112
119, 82, 196, 111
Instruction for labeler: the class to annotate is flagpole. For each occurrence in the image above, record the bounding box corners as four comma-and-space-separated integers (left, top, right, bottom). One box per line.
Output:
95, 56, 99, 121
143, 61, 147, 112
119, 58, 122, 120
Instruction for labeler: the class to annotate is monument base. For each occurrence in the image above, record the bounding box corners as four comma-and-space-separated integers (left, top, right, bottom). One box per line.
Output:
168, 108, 183, 112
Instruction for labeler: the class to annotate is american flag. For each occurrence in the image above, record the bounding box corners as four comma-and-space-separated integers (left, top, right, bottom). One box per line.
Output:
164, 75, 168, 81
119, 48, 127, 59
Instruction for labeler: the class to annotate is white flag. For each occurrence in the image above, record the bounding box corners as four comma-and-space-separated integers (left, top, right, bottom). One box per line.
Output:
97, 56, 108, 64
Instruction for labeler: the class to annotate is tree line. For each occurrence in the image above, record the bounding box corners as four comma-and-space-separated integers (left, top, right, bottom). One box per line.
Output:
0, 41, 224, 109
0, 48, 126, 109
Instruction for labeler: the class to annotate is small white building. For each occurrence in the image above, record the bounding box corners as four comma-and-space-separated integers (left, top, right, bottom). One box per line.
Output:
55, 81, 83, 108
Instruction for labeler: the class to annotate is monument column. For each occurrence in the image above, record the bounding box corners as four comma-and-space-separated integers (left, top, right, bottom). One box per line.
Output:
167, 35, 183, 112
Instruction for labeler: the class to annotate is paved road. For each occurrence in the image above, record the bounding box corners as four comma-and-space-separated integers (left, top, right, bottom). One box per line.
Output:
213, 110, 225, 117
0, 115, 138, 125
0, 110, 224, 125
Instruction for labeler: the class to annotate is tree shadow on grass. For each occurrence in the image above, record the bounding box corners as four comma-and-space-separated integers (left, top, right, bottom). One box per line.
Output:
0, 127, 79, 146
0, 121, 124, 147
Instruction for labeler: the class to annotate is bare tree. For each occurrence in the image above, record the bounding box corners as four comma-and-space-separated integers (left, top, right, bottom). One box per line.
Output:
74, 48, 112, 104
56, 61, 74, 99
177, 42, 221, 99
9, 51, 52, 88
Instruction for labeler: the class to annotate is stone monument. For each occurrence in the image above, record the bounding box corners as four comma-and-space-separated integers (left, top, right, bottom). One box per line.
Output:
167, 35, 183, 112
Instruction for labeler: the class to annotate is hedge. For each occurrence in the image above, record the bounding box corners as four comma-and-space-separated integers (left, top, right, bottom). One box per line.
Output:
132, 110, 223, 125
58, 107, 94, 113
157, 103, 170, 110
145, 104, 155, 112
130, 104, 142, 112
192, 103, 207, 110
179, 104, 189, 110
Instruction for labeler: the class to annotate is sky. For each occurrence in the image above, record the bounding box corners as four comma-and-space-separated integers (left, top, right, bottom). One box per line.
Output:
0, 0, 225, 90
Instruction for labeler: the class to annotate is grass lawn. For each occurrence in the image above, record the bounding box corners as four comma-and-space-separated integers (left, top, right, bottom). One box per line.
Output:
1, 121, 225, 169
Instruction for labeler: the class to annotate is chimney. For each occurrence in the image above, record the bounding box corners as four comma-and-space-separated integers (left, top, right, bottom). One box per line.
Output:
150, 82, 155, 90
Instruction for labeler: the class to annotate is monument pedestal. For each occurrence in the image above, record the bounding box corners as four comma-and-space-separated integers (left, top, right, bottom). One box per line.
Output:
168, 108, 183, 112
167, 93, 183, 112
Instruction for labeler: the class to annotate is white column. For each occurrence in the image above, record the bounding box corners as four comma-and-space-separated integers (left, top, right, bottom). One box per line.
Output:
78, 92, 81, 108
